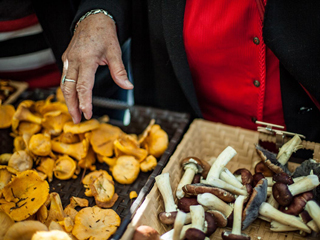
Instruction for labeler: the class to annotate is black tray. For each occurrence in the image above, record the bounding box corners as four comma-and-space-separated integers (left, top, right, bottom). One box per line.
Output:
0, 89, 190, 240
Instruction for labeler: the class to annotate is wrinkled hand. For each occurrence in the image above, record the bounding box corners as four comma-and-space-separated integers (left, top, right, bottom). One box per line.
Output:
61, 13, 133, 123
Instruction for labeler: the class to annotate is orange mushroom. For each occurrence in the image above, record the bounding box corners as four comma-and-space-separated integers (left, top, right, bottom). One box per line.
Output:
55, 132, 80, 144
1, 170, 50, 221
112, 155, 140, 184
51, 137, 89, 161
41, 111, 72, 136
72, 206, 121, 240
11, 100, 42, 133
4, 220, 48, 240
0, 102, 15, 129
63, 118, 100, 134
90, 173, 115, 203
140, 155, 158, 172
44, 192, 66, 227
53, 155, 76, 180
90, 123, 123, 157
78, 146, 96, 171
29, 133, 54, 157
8, 150, 33, 172
114, 135, 148, 162
17, 121, 42, 136
13, 136, 26, 151
82, 170, 113, 197
37, 157, 55, 182
142, 124, 168, 158
55, 87, 65, 103
0, 210, 14, 239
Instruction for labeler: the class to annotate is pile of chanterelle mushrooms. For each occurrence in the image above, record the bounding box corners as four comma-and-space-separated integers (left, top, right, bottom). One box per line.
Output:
133, 134, 320, 240
0, 87, 169, 240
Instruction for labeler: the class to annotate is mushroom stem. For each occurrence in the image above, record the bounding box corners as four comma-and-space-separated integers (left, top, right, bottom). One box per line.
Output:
232, 195, 246, 235
220, 167, 244, 189
270, 220, 300, 232
173, 211, 187, 240
197, 193, 233, 218
267, 193, 279, 209
201, 179, 248, 196
288, 175, 319, 196
258, 202, 311, 233
266, 177, 274, 187
267, 187, 272, 197
304, 200, 320, 230
176, 163, 198, 199
206, 146, 237, 181
189, 205, 205, 231
155, 173, 177, 213
277, 135, 302, 165
307, 220, 320, 233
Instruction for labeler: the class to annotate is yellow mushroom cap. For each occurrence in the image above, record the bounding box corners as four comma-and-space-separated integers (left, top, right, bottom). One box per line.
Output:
72, 206, 121, 240
0, 103, 15, 129
1, 170, 50, 221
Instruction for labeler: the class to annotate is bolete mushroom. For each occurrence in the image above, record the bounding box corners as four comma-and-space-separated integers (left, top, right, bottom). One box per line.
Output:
304, 200, 320, 230
72, 206, 121, 240
221, 195, 250, 240
276, 134, 303, 166
272, 174, 319, 206
258, 202, 311, 233
184, 205, 206, 240
155, 173, 178, 224
177, 196, 199, 213
172, 210, 187, 240
280, 191, 313, 215
182, 183, 235, 203
197, 193, 233, 224
176, 157, 211, 199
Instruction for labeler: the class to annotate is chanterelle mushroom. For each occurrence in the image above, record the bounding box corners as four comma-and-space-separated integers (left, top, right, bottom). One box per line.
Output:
1, 170, 49, 221
72, 206, 121, 240
176, 157, 211, 199
0, 210, 14, 239
4, 220, 48, 240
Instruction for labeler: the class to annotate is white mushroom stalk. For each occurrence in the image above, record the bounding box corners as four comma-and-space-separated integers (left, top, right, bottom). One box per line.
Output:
189, 205, 205, 231
258, 202, 311, 233
201, 178, 248, 196
288, 174, 319, 196
172, 210, 187, 240
265, 177, 274, 187
155, 173, 177, 213
304, 200, 320, 229
277, 135, 302, 165
220, 167, 244, 189
176, 160, 200, 199
232, 195, 246, 235
197, 193, 233, 218
206, 146, 237, 181
270, 220, 301, 232
258, 194, 279, 222
307, 220, 320, 233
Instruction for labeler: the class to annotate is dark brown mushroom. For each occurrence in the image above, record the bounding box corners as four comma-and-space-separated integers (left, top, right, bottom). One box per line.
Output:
182, 183, 235, 203
184, 205, 207, 240
206, 210, 228, 228
299, 210, 320, 233
222, 195, 250, 240
234, 168, 254, 195
192, 174, 202, 184
272, 172, 294, 185
184, 228, 206, 240
204, 212, 217, 236
252, 172, 265, 186
280, 191, 313, 215
177, 196, 198, 213
254, 161, 274, 177
272, 175, 319, 207
176, 157, 211, 199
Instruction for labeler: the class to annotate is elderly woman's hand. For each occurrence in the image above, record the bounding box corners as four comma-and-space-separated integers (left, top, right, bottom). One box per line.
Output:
61, 12, 133, 123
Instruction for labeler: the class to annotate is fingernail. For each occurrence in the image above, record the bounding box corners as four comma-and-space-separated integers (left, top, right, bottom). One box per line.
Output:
124, 80, 134, 88
84, 112, 89, 120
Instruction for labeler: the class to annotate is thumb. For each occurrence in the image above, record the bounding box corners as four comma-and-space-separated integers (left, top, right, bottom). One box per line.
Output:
107, 55, 133, 90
